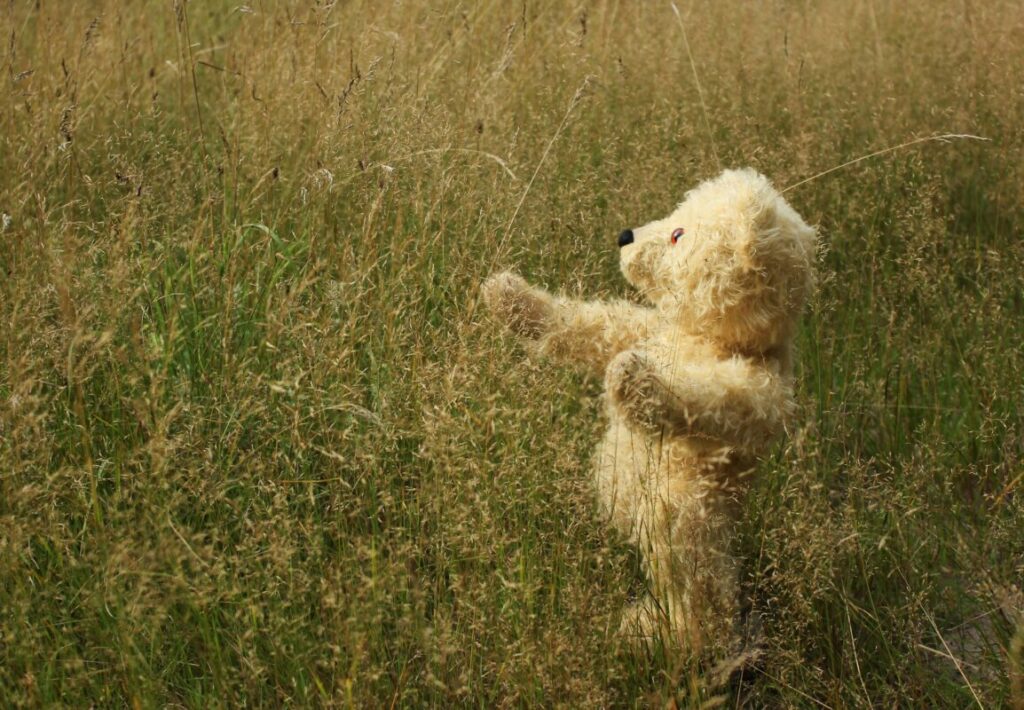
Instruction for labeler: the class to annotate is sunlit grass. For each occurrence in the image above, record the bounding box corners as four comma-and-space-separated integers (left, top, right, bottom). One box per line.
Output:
1, 1, 1022, 706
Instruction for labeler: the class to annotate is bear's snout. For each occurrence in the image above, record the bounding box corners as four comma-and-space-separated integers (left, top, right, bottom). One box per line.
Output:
617, 229, 634, 248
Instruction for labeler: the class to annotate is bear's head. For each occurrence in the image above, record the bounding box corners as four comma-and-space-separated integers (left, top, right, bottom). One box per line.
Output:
617, 168, 817, 355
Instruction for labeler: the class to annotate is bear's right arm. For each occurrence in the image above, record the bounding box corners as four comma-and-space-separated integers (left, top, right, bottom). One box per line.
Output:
482, 271, 652, 376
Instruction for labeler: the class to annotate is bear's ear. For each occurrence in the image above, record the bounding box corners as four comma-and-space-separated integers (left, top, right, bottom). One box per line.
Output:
732, 199, 781, 273
686, 169, 773, 242
716, 170, 808, 270
679, 169, 817, 350
747, 191, 817, 279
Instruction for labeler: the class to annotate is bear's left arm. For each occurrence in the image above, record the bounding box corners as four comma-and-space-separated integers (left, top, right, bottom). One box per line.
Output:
606, 351, 796, 452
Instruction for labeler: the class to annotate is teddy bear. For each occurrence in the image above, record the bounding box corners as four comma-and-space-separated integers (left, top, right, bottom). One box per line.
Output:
482, 168, 817, 655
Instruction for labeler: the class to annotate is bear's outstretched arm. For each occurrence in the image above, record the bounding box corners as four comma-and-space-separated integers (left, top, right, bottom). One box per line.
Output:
606, 350, 795, 452
482, 271, 652, 375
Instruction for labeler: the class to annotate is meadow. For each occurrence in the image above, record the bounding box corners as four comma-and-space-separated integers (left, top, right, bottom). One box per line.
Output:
1, 1, 1022, 706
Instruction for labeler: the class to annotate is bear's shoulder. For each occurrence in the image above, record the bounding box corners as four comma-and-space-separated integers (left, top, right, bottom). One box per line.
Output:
643, 327, 720, 364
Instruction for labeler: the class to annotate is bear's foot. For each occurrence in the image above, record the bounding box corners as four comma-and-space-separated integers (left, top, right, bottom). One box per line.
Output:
619, 595, 749, 661
619, 599, 663, 646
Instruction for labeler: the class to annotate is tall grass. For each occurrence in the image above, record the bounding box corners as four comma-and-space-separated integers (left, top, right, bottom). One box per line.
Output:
1, 1, 1022, 706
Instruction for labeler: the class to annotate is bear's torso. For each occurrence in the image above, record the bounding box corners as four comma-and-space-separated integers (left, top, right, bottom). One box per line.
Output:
592, 327, 774, 543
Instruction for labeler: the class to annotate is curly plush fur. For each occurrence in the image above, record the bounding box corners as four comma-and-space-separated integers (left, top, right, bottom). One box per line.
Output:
483, 168, 817, 654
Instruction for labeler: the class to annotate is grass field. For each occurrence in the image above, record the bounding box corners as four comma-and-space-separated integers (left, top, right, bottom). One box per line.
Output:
2, 1, 1023, 706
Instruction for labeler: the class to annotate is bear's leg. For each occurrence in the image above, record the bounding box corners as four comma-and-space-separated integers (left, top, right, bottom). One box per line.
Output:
640, 488, 742, 656
593, 420, 654, 539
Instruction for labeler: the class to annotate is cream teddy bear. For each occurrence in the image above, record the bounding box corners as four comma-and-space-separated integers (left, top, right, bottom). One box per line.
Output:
482, 168, 817, 654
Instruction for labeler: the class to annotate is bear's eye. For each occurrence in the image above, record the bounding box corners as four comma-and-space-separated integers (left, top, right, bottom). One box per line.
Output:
670, 227, 685, 244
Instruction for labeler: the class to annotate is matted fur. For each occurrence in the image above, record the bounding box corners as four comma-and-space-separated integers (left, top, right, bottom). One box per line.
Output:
483, 168, 817, 654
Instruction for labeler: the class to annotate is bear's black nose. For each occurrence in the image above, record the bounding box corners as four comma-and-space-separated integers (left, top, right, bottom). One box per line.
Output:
617, 229, 634, 248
